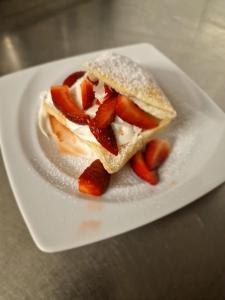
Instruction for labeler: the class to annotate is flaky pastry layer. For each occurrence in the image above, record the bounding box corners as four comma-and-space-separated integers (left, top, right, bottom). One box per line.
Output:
85, 52, 176, 119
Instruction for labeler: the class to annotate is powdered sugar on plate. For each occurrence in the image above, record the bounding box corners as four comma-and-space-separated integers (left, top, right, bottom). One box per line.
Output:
24, 52, 211, 203
33, 94, 200, 203
5, 44, 225, 253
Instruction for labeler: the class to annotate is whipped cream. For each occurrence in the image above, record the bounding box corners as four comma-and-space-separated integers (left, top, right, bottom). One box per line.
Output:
70, 76, 83, 109
39, 76, 142, 147
70, 74, 106, 106
93, 80, 106, 102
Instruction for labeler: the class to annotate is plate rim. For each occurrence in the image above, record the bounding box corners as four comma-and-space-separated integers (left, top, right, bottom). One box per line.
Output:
1, 43, 225, 252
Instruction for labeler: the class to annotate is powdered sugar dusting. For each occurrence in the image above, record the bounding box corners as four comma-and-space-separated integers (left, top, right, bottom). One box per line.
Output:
29, 52, 208, 203
85, 52, 176, 116
33, 95, 198, 203
34, 130, 92, 197
86, 52, 153, 90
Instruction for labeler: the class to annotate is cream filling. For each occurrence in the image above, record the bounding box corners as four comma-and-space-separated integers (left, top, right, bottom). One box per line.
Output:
38, 97, 53, 138
70, 76, 83, 109
39, 76, 142, 147
93, 79, 106, 103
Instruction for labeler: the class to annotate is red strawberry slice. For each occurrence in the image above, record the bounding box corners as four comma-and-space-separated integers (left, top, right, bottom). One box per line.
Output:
96, 99, 101, 105
81, 79, 95, 110
78, 159, 110, 196
51, 85, 89, 125
116, 95, 159, 129
63, 71, 85, 87
93, 96, 117, 128
89, 119, 118, 155
130, 151, 159, 185
145, 139, 170, 170
104, 84, 117, 96
104, 84, 118, 101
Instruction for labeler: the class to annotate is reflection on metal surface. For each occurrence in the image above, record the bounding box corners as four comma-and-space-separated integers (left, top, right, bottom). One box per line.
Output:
0, 0, 225, 298
2, 34, 23, 70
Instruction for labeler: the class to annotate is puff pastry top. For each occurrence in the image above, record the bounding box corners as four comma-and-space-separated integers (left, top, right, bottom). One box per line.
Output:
85, 52, 177, 119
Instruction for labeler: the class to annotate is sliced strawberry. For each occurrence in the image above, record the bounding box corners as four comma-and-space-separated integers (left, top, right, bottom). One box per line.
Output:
104, 84, 112, 95
78, 159, 110, 196
130, 151, 159, 185
89, 119, 118, 155
96, 99, 101, 105
63, 71, 85, 87
81, 79, 95, 110
116, 95, 159, 129
93, 96, 117, 128
104, 84, 117, 95
104, 84, 118, 101
51, 85, 89, 125
145, 139, 170, 170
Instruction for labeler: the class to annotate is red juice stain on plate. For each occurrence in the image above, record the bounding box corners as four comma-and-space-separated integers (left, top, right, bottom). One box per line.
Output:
79, 220, 101, 231
86, 201, 105, 212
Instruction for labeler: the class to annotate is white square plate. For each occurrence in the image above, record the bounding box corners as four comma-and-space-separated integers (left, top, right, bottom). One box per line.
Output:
0, 43, 225, 252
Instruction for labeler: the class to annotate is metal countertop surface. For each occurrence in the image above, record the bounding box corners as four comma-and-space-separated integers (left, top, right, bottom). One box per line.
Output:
0, 0, 225, 299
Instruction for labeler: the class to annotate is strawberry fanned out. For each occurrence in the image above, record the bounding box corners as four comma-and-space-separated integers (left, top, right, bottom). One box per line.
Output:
51, 86, 89, 125
63, 71, 85, 87
93, 96, 117, 129
78, 159, 110, 196
81, 79, 95, 110
89, 119, 118, 156
116, 95, 160, 129
130, 151, 159, 185
130, 139, 171, 186
145, 139, 170, 170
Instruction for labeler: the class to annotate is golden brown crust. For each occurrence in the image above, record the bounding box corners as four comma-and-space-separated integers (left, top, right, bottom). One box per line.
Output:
85, 52, 177, 119
86, 119, 170, 173
40, 52, 177, 173
44, 102, 170, 173
49, 115, 91, 157
43, 102, 67, 126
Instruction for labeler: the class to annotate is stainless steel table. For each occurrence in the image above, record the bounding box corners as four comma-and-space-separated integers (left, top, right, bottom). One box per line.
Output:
1, 1, 225, 299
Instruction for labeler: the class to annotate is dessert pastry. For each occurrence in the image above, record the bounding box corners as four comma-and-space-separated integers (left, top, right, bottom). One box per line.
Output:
39, 52, 176, 195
